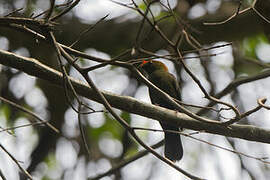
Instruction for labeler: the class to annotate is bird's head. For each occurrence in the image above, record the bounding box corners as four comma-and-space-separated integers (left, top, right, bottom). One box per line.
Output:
140, 60, 168, 74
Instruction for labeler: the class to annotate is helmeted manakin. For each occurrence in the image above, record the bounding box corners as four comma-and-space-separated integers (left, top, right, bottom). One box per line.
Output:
140, 60, 183, 161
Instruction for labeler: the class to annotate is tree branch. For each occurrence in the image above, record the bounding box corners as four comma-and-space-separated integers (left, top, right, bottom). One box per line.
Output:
1, 49, 270, 143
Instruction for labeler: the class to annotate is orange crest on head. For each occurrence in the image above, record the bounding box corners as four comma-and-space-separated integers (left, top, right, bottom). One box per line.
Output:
140, 60, 151, 67
159, 62, 168, 71
140, 60, 169, 72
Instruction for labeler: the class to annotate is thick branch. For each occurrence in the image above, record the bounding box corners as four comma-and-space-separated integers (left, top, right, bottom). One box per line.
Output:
1, 49, 270, 143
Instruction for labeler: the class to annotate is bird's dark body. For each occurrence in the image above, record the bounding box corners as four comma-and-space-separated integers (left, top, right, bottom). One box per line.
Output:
141, 61, 183, 161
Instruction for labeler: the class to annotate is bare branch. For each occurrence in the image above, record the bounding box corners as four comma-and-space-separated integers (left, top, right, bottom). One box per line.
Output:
0, 17, 55, 28
0, 122, 46, 133
4, 8, 24, 17
258, 98, 270, 110
0, 143, 33, 180
70, 14, 109, 47
45, 0, 55, 20
55, 33, 203, 179
50, 0, 81, 21
2, 49, 270, 143
78, 104, 91, 155
0, 96, 59, 133
90, 140, 164, 180
133, 127, 270, 164
198, 70, 270, 116
0, 169, 7, 180
204, 0, 270, 25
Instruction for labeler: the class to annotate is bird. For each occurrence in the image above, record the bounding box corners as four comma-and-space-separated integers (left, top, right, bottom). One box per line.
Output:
140, 60, 183, 161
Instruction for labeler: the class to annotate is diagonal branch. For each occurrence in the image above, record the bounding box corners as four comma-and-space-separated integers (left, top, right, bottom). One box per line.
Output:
53, 33, 202, 179
0, 143, 33, 180
90, 140, 164, 180
0, 96, 59, 133
198, 71, 270, 115
1, 49, 270, 143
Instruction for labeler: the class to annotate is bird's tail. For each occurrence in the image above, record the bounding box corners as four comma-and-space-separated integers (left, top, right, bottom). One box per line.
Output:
163, 125, 183, 161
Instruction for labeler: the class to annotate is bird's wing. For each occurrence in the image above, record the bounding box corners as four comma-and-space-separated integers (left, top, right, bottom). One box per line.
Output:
169, 73, 182, 101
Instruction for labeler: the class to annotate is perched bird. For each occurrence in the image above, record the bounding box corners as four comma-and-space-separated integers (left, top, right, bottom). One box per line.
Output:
140, 60, 183, 161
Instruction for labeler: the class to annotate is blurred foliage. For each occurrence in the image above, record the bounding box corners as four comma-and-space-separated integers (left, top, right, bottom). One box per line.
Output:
242, 33, 269, 58
89, 112, 124, 141
0, 104, 10, 122
234, 33, 270, 76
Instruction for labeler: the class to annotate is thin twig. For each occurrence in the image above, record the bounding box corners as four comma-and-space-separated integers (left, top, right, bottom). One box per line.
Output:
0, 169, 7, 180
70, 14, 109, 47
0, 96, 59, 133
90, 140, 164, 180
128, 0, 241, 123
0, 20, 268, 127
0, 17, 55, 28
133, 127, 270, 164
4, 8, 24, 17
78, 104, 91, 155
175, 47, 241, 121
204, 0, 270, 25
50, 0, 81, 21
2, 49, 270, 143
252, 7, 270, 24
258, 98, 270, 110
0, 122, 46, 133
204, 1, 251, 26
222, 98, 266, 125
129, 0, 175, 47
45, 0, 55, 20
32, 1, 73, 19
54, 32, 204, 179
198, 69, 270, 115
0, 143, 33, 180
